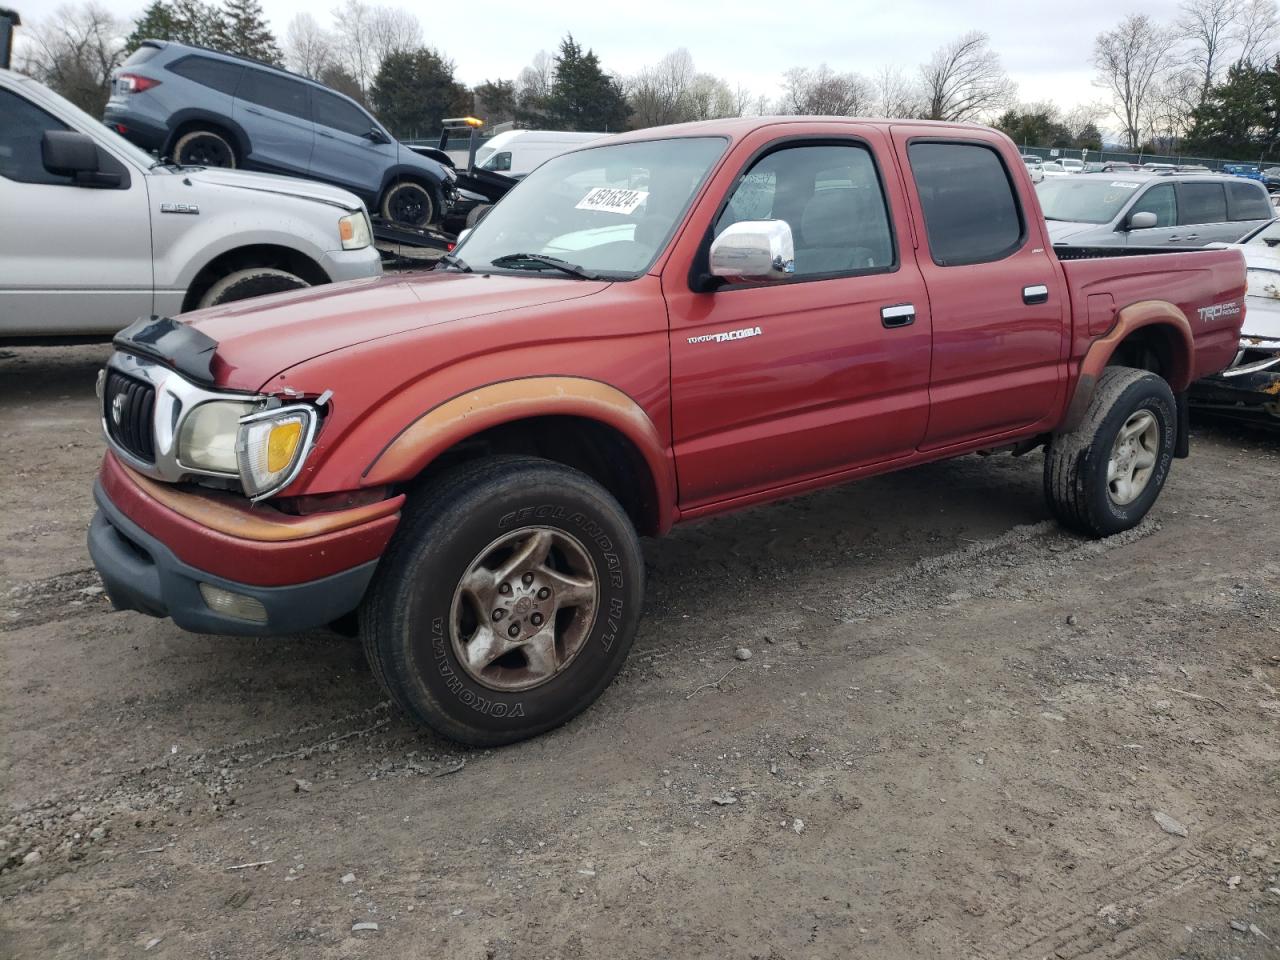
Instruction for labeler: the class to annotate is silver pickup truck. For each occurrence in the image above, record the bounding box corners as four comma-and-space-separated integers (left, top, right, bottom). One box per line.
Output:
0, 69, 382, 339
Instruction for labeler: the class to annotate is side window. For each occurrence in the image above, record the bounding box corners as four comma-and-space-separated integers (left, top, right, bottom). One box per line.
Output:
167, 55, 244, 96
0, 88, 73, 185
484, 151, 512, 172
237, 69, 311, 121
1226, 180, 1272, 221
312, 90, 374, 137
715, 142, 896, 278
1178, 182, 1228, 224
907, 141, 1023, 266
1130, 183, 1177, 227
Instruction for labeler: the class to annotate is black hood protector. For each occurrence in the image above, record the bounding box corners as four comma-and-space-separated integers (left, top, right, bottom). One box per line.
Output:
113, 316, 219, 388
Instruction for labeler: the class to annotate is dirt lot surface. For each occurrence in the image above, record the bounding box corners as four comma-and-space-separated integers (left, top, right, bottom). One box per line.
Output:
2, 343, 1278, 960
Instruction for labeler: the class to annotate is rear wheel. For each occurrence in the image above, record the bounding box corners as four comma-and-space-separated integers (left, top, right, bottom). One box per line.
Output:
1044, 366, 1176, 537
172, 129, 236, 168
361, 456, 644, 746
197, 267, 310, 309
380, 180, 435, 227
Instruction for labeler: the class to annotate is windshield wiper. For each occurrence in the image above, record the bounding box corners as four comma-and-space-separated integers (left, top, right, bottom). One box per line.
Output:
488, 253, 600, 280
437, 252, 471, 272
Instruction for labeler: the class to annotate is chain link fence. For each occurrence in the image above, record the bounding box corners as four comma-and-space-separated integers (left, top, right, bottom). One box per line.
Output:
1015, 144, 1274, 172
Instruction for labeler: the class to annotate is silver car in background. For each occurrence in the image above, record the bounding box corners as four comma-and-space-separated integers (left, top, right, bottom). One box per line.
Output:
1036, 172, 1274, 248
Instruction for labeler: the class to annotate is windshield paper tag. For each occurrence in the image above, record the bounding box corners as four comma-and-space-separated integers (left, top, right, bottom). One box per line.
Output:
576, 187, 649, 214
1110, 181, 1140, 188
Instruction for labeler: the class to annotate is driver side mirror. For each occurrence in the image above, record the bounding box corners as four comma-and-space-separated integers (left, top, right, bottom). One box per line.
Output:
42, 130, 121, 188
708, 220, 795, 284
1127, 211, 1158, 230
366, 127, 390, 144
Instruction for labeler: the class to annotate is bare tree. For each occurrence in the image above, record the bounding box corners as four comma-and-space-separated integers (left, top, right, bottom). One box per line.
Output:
1093, 14, 1175, 149
284, 12, 334, 79
1236, 0, 1280, 62
919, 32, 1015, 122
626, 48, 696, 127
684, 73, 736, 121
328, 0, 418, 94
20, 3, 126, 115
516, 49, 554, 106
777, 63, 872, 115
1179, 0, 1241, 104
871, 65, 922, 118
367, 6, 420, 65
731, 83, 754, 117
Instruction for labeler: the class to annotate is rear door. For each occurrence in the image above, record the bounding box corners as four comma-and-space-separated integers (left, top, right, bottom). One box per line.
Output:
0, 85, 153, 336
891, 129, 1067, 449
1172, 180, 1230, 246
665, 126, 933, 508
308, 88, 395, 200
1224, 179, 1275, 242
232, 68, 314, 176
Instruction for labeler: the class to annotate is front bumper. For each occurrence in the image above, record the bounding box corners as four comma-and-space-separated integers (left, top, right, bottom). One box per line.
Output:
320, 244, 384, 283
88, 453, 402, 635
1189, 367, 1280, 421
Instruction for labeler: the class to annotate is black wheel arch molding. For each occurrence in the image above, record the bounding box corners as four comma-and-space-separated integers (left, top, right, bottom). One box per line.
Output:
163, 109, 251, 161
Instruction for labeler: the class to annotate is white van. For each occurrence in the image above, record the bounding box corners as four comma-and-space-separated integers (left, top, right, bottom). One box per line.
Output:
475, 130, 611, 179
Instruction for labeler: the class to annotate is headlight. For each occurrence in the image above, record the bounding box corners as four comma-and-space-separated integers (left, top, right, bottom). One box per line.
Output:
178, 400, 256, 473
339, 211, 372, 250
235, 405, 317, 500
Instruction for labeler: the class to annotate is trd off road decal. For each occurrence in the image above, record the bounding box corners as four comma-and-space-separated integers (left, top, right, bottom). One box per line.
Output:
687, 326, 763, 345
1198, 300, 1241, 323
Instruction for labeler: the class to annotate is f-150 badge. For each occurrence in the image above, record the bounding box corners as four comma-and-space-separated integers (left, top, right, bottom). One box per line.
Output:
160, 203, 200, 215
687, 326, 762, 345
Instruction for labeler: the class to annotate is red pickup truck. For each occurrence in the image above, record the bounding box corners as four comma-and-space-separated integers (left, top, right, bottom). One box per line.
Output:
89, 117, 1246, 745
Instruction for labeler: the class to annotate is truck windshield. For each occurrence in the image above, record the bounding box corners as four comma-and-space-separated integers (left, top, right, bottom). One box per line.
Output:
454, 136, 726, 279
1036, 178, 1141, 224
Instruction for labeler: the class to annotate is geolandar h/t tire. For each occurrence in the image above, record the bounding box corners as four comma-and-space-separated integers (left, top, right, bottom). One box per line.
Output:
361, 456, 644, 746
1044, 365, 1177, 538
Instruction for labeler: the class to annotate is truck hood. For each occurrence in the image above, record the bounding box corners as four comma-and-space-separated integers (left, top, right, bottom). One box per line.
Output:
183, 271, 611, 389
168, 166, 364, 212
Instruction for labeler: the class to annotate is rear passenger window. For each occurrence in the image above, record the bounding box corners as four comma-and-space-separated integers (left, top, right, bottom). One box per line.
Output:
167, 55, 244, 96
715, 142, 896, 278
312, 90, 373, 137
1178, 182, 1228, 224
1226, 181, 1272, 221
908, 142, 1024, 266
237, 69, 311, 120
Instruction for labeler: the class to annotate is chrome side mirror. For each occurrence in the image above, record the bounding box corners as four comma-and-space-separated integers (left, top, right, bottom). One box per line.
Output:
1127, 211, 1158, 230
709, 220, 795, 283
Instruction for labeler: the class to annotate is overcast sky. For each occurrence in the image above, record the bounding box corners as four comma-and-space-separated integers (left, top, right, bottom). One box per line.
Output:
247, 1, 1179, 112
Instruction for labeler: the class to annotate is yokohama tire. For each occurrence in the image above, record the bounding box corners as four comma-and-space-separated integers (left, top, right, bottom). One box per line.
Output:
1044, 366, 1177, 538
361, 456, 644, 746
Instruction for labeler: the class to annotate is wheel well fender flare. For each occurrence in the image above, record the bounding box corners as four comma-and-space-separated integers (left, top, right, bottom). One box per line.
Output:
1061, 300, 1195, 432
163, 110, 250, 160
362, 377, 676, 532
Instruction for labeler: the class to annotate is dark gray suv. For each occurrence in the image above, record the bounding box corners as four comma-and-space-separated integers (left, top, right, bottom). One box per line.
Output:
104, 40, 456, 227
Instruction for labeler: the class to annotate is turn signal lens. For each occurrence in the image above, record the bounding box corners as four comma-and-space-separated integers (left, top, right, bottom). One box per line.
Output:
267, 420, 303, 473
338, 212, 372, 250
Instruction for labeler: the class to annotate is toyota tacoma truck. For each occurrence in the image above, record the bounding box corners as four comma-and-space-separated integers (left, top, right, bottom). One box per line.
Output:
88, 117, 1247, 746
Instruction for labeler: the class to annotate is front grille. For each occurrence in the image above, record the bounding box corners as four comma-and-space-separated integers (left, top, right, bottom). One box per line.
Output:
104, 370, 156, 463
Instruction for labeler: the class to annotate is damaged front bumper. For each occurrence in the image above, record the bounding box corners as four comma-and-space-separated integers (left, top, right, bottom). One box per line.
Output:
1189, 334, 1280, 423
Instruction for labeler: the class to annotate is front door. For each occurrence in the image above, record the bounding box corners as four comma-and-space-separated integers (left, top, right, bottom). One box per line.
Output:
308, 88, 396, 202
665, 131, 932, 509
891, 129, 1067, 449
1123, 181, 1181, 246
0, 87, 152, 336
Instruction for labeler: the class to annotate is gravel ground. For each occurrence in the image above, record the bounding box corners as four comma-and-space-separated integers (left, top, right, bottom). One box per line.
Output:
1, 343, 1278, 960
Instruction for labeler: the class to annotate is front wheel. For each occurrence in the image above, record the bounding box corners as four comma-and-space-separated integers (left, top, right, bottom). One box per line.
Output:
1044, 366, 1177, 537
361, 457, 644, 746
380, 180, 435, 227
197, 267, 310, 309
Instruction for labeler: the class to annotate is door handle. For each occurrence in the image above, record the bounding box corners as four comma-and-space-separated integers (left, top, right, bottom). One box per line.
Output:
1167, 234, 1198, 242
881, 303, 915, 328
1022, 284, 1049, 305
245, 106, 264, 116
318, 130, 336, 139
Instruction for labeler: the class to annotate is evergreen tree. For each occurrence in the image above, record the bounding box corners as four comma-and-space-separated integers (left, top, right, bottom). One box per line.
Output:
170, 0, 227, 48
125, 1, 180, 53
320, 65, 366, 106
545, 34, 630, 132
220, 0, 283, 65
1185, 61, 1280, 160
473, 79, 516, 125
370, 48, 469, 138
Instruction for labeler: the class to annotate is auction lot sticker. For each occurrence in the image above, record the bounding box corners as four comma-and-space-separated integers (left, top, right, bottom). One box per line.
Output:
576, 187, 649, 214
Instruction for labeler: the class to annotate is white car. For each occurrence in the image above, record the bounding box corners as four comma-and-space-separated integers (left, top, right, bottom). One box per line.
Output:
1191, 219, 1280, 421
0, 69, 381, 338
475, 130, 612, 180
1040, 161, 1070, 177
1021, 155, 1044, 184
1058, 157, 1085, 174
